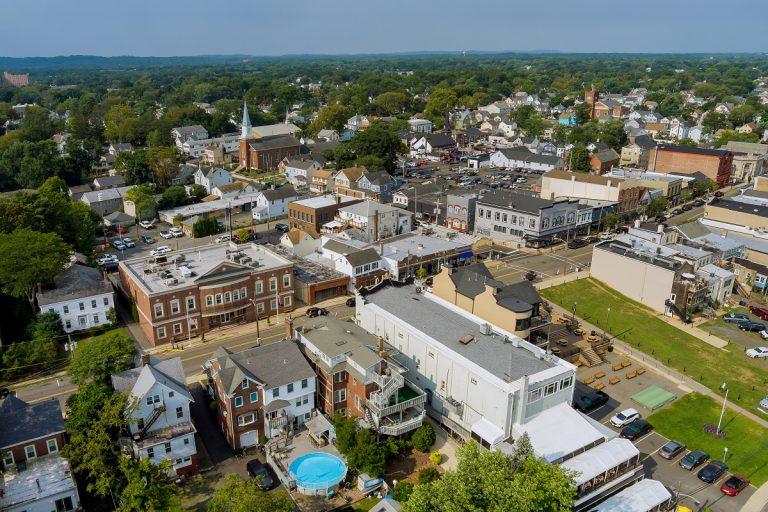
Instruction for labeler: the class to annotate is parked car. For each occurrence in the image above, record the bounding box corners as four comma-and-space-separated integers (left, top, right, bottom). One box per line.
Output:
738, 321, 765, 332
714, 191, 724, 198
96, 254, 118, 266
345, 297, 356, 307
246, 459, 275, 490
103, 261, 119, 273
169, 226, 184, 237
749, 305, 768, 320
0, 387, 10, 399
598, 231, 614, 241
760, 396, 768, 413
159, 230, 174, 239
746, 346, 768, 358
573, 391, 610, 413
116, 226, 127, 234
567, 239, 588, 249
150, 245, 171, 256
275, 223, 290, 233
141, 235, 156, 244
723, 312, 750, 323
610, 408, 640, 427
721, 475, 749, 496
138, 219, 156, 229
680, 449, 709, 470
659, 440, 686, 460
620, 419, 653, 440
307, 307, 328, 318
694, 199, 705, 207
214, 234, 231, 244
112, 240, 126, 251
122, 237, 135, 248
697, 460, 728, 483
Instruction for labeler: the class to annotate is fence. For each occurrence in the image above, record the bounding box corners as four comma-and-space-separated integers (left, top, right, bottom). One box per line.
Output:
535, 270, 591, 291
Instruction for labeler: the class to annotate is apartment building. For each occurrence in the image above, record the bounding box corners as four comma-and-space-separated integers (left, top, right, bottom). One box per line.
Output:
650, 145, 733, 186
445, 191, 478, 233
118, 243, 295, 346
111, 357, 198, 475
205, 340, 316, 449
603, 167, 684, 205
540, 170, 646, 215
37, 264, 115, 333
287, 194, 362, 237
474, 189, 582, 247
295, 317, 426, 436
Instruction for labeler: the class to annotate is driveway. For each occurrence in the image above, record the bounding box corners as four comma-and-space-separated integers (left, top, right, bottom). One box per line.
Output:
189, 383, 232, 466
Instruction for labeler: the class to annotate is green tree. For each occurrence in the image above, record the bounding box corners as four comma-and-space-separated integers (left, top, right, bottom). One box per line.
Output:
124, 183, 156, 221
67, 330, 135, 386
116, 150, 152, 185
193, 216, 221, 238
0, 229, 70, 309
418, 466, 441, 484
160, 185, 189, 208
207, 473, 294, 512
702, 111, 728, 133
28, 310, 65, 340
574, 103, 591, 125
411, 423, 436, 452
392, 481, 414, 502
568, 146, 591, 172
308, 104, 349, 135
118, 458, 179, 512
598, 120, 627, 151
424, 87, 458, 128
602, 213, 620, 230
1, 337, 64, 380
346, 428, 387, 477
374, 92, 411, 115
189, 184, 208, 202
646, 197, 668, 217
713, 130, 760, 147
104, 105, 142, 143
146, 146, 180, 186
332, 413, 358, 454
20, 105, 60, 142
349, 121, 404, 171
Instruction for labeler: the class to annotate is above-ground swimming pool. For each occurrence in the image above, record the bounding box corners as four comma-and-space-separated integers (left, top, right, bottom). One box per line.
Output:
289, 452, 347, 495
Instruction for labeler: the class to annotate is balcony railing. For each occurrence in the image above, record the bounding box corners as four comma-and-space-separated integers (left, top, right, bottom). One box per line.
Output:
368, 389, 427, 418
269, 414, 290, 430
378, 411, 425, 436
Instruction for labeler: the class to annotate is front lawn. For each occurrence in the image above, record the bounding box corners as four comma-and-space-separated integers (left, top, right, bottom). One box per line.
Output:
649, 393, 768, 485
541, 278, 768, 412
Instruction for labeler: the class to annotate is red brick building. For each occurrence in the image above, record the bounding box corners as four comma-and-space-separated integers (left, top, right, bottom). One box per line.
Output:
239, 134, 302, 170
0, 396, 66, 468
118, 242, 295, 346
650, 145, 733, 186
2, 71, 30, 87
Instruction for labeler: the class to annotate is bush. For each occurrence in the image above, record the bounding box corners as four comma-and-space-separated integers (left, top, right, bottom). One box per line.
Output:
259, 435, 269, 446
418, 466, 440, 484
411, 423, 436, 452
429, 450, 443, 465
392, 481, 414, 502
192, 216, 221, 238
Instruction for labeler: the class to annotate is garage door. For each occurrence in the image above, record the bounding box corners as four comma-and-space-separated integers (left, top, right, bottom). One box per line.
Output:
240, 430, 258, 448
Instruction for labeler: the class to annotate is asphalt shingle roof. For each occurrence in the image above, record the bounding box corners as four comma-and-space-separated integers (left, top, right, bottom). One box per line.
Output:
0, 396, 64, 449
37, 264, 111, 306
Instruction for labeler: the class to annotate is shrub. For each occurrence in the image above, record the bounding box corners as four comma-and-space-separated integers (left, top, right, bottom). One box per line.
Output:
392, 481, 414, 502
418, 466, 440, 484
429, 450, 443, 465
411, 423, 436, 452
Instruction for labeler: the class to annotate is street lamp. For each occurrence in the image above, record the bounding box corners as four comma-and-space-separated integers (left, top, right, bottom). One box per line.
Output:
248, 299, 261, 343
572, 301, 577, 323
605, 307, 611, 331
716, 382, 729, 434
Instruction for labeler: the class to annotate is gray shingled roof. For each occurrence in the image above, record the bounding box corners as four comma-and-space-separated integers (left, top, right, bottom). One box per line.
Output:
345, 248, 381, 267
262, 186, 298, 202
37, 264, 111, 306
477, 189, 556, 214
0, 396, 64, 450
248, 134, 301, 151
111, 357, 192, 402
449, 263, 500, 298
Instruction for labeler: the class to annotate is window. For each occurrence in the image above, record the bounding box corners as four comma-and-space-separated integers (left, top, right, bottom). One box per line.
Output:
45, 437, 59, 454
146, 394, 160, 405
270, 299, 277, 310
256, 302, 265, 314
240, 287, 247, 298
176, 406, 184, 419
153, 303, 164, 318
91, 299, 97, 308
206, 295, 213, 306
79, 302, 85, 311
157, 326, 167, 339
478, 208, 484, 217
93, 314, 100, 324
187, 297, 196, 310
173, 323, 182, 335
183, 437, 190, 445
269, 277, 277, 291
25, 444, 37, 460
147, 447, 154, 458
249, 391, 258, 403
215, 294, 223, 305
302, 395, 309, 405
356, 266, 363, 275
561, 376, 573, 389
527, 388, 542, 403
283, 274, 291, 287
2, 450, 14, 466
63, 305, 69, 314
170, 299, 180, 314
224, 291, 231, 303
544, 382, 558, 396
272, 387, 280, 398
542, 218, 550, 229
283, 296, 292, 308
235, 396, 244, 407
165, 442, 172, 453
333, 371, 347, 383
296, 398, 302, 407
168, 391, 175, 398
104, 297, 110, 306
255, 280, 264, 294
363, 264, 370, 272
55, 496, 74, 512
355, 395, 363, 411
334, 389, 347, 403
529, 218, 536, 228
65, 319, 71, 329
238, 413, 256, 426
567, 212, 575, 223
494, 211, 500, 221
502, 213, 508, 222
287, 383, 294, 393
301, 378, 308, 389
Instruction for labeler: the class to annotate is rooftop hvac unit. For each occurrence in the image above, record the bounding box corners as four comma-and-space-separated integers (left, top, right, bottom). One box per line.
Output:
482, 323, 493, 335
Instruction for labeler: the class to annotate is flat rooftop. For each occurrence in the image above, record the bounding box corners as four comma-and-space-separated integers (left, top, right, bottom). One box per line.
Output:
268, 245, 348, 285
291, 194, 357, 209
121, 242, 292, 294
299, 317, 383, 375
596, 237, 681, 272
0, 455, 77, 510
159, 192, 262, 219
379, 232, 470, 262
361, 285, 554, 382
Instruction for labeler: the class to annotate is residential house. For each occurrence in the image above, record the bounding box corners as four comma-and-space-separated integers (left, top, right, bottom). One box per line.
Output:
332, 167, 368, 189
309, 169, 334, 195
558, 112, 577, 127
93, 174, 126, 190
407, 118, 433, 134
0, 397, 79, 512
667, 118, 691, 140
172, 164, 197, 185
183, 133, 240, 159
80, 185, 134, 216
211, 181, 256, 200
295, 317, 426, 436
336, 200, 412, 242
288, 194, 362, 237
309, 236, 386, 289
251, 186, 299, 221
108, 143, 134, 156
355, 171, 398, 203
205, 340, 316, 449
316, 129, 339, 142
619, 135, 657, 168
590, 148, 621, 173
410, 133, 458, 158
489, 148, 564, 173
172, 125, 209, 150
111, 357, 198, 475
194, 167, 232, 193
279, 228, 321, 257
346, 115, 371, 132
37, 263, 115, 333
281, 158, 322, 186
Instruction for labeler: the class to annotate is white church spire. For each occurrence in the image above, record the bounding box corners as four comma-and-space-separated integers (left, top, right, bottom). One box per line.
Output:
241, 100, 252, 139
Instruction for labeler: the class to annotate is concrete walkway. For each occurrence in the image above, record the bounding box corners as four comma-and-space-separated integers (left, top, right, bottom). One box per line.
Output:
547, 302, 768, 429
741, 481, 768, 512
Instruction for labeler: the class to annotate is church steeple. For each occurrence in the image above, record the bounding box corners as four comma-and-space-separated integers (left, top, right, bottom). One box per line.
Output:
241, 100, 252, 139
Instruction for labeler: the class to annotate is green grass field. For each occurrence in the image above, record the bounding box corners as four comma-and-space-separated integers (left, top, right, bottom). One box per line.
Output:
541, 278, 768, 412
649, 393, 768, 485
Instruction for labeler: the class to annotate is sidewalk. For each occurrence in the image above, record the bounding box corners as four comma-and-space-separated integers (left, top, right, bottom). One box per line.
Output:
740, 481, 768, 512
548, 302, 768, 429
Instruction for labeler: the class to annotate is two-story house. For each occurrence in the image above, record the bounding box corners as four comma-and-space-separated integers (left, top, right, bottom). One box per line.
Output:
194, 167, 232, 193
336, 200, 412, 242
251, 186, 299, 222
111, 356, 198, 476
206, 340, 316, 449
281, 158, 322, 186
355, 171, 398, 203
0, 396, 80, 512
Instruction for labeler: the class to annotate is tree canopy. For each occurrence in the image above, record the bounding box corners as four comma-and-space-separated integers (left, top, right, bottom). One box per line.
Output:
67, 329, 135, 386
207, 474, 294, 512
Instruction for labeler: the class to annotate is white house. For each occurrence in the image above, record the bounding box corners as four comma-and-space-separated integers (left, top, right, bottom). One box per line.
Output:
182, 133, 240, 158
489, 148, 563, 172
306, 236, 384, 288
407, 118, 433, 134
279, 228, 321, 257
171, 125, 209, 150
194, 166, 232, 193
111, 357, 199, 475
282, 158, 322, 186
37, 264, 115, 333
251, 186, 299, 221
336, 200, 412, 242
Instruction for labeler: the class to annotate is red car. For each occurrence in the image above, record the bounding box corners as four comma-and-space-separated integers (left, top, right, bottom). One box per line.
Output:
721, 475, 749, 496
749, 305, 768, 320
116, 226, 128, 234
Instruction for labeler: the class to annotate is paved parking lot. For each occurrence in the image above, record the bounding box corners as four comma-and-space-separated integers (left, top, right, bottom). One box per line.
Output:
576, 352, 758, 511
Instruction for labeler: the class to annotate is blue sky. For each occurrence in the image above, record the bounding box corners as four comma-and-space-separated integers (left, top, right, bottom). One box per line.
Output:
1, 0, 766, 57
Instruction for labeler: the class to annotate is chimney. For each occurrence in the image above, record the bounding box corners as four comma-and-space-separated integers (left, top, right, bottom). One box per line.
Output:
377, 336, 385, 357
657, 224, 664, 234
372, 213, 379, 242
336, 195, 341, 205
285, 315, 294, 339
140, 354, 151, 366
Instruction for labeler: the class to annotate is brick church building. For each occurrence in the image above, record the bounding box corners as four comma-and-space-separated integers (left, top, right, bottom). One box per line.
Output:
238, 102, 301, 169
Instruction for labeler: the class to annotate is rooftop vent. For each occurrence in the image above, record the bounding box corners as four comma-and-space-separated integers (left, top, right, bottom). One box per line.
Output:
459, 335, 475, 345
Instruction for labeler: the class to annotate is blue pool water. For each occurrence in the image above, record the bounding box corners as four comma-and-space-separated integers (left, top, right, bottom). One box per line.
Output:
289, 452, 347, 490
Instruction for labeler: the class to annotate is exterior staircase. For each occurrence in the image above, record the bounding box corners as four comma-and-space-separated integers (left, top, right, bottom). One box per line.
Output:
580, 347, 603, 367
139, 405, 166, 438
